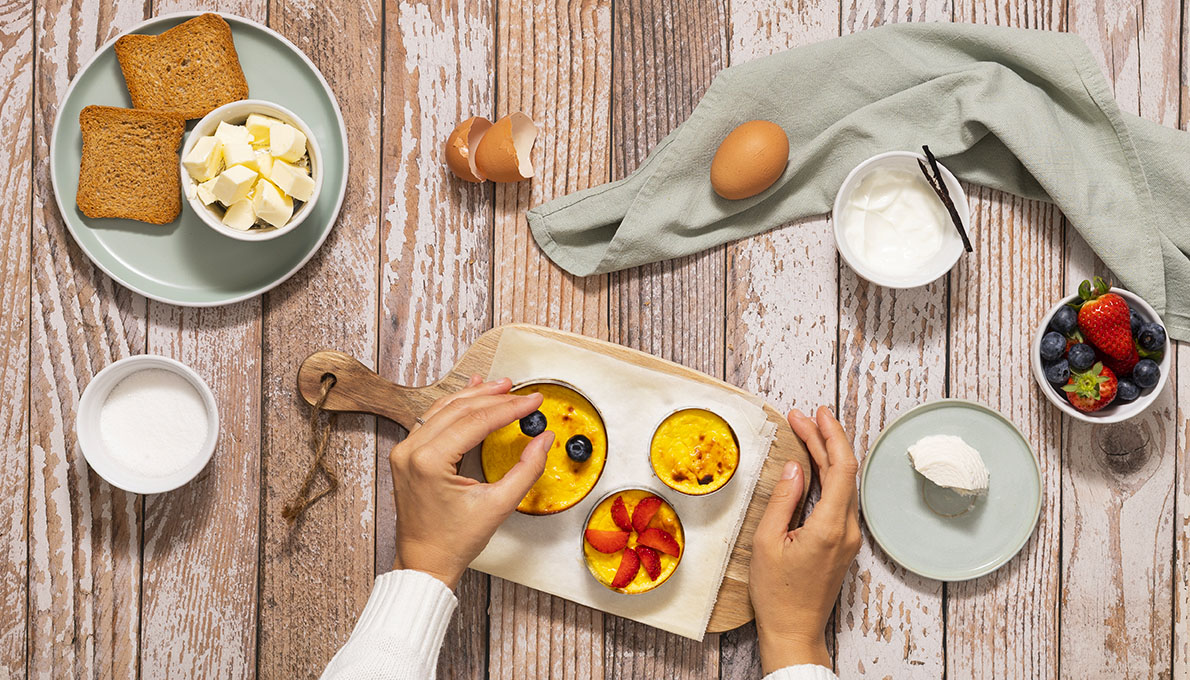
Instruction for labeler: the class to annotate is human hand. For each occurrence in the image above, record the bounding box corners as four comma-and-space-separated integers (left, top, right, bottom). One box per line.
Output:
389, 375, 553, 589
749, 406, 862, 673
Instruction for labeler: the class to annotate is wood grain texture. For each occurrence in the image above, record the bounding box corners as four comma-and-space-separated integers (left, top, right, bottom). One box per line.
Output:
375, 1, 495, 674
1177, 346, 1189, 678
942, 2, 1065, 678
606, 0, 726, 676
29, 1, 147, 677
722, 0, 841, 676
0, 0, 32, 677
833, 0, 954, 677
137, 3, 267, 677
256, 0, 381, 674
487, 0, 611, 677
1063, 0, 1181, 676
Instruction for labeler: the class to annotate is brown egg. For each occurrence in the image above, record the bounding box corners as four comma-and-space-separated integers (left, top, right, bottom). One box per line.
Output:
444, 116, 492, 183
709, 120, 789, 200
474, 112, 537, 183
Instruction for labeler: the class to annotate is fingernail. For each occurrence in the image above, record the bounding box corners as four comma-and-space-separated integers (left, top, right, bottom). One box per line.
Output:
540, 431, 556, 446
790, 408, 804, 419
782, 461, 799, 480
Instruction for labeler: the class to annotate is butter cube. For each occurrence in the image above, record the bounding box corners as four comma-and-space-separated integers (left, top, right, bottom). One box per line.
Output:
222, 139, 257, 170
182, 135, 223, 182
196, 178, 218, 205
254, 150, 274, 179
214, 121, 253, 146
252, 178, 293, 228
269, 122, 307, 162
245, 113, 281, 144
222, 198, 256, 231
210, 165, 259, 206
269, 160, 316, 202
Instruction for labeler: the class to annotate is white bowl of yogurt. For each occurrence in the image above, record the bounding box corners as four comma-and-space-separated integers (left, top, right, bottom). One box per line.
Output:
833, 151, 971, 288
77, 355, 219, 494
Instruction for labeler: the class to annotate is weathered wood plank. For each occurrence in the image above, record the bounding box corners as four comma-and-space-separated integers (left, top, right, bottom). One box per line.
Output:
604, 0, 726, 676
256, 0, 382, 674
29, 1, 147, 677
941, 2, 1066, 678
0, 0, 33, 676
833, 1, 954, 677
721, 1, 842, 677
487, 0, 610, 677
1062, 0, 1180, 675
136, 2, 266, 677
375, 1, 495, 677
1177, 346, 1189, 678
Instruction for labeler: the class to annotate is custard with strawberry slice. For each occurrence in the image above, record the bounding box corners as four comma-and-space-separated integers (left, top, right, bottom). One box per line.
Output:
650, 409, 739, 495
482, 383, 607, 515
583, 489, 683, 593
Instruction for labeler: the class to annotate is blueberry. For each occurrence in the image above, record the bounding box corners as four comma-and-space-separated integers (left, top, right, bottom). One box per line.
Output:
1130, 309, 1144, 336
519, 410, 547, 437
1049, 306, 1079, 335
1115, 379, 1140, 403
566, 434, 592, 462
1040, 332, 1067, 362
1137, 322, 1166, 352
1044, 359, 1070, 386
1132, 359, 1160, 389
1067, 343, 1096, 372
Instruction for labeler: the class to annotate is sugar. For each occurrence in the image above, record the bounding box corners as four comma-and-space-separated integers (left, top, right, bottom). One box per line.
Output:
99, 368, 210, 478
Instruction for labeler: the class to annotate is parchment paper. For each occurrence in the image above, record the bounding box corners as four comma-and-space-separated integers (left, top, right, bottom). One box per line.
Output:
462, 328, 777, 640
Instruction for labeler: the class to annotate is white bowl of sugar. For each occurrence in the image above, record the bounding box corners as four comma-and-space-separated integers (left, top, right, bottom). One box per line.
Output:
77, 355, 219, 494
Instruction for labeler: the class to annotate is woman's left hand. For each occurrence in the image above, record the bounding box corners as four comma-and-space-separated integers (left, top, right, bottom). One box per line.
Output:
389, 376, 554, 589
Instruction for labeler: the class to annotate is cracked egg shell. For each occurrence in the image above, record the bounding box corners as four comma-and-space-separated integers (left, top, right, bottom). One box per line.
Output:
474, 112, 537, 183
444, 116, 492, 183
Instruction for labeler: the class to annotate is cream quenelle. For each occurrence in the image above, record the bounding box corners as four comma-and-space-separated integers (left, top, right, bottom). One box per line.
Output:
840, 168, 948, 279
907, 434, 989, 496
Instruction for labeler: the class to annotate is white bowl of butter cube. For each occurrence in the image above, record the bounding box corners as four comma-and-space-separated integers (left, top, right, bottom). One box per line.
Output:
181, 99, 322, 241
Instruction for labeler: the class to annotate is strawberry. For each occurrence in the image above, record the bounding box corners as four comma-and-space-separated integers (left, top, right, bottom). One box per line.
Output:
1100, 347, 1138, 377
637, 528, 681, 557
610, 548, 640, 588
584, 529, 630, 554
610, 496, 632, 532
637, 545, 662, 581
1075, 277, 1133, 360
631, 496, 662, 533
1062, 361, 1118, 412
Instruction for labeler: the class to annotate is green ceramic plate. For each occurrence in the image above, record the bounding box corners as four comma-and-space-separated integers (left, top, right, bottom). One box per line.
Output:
859, 399, 1042, 581
50, 12, 347, 306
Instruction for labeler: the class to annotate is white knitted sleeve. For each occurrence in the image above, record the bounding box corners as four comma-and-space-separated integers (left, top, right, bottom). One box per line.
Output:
320, 570, 459, 680
763, 664, 840, 680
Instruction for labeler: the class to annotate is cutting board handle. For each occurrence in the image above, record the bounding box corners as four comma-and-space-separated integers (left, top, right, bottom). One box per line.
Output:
297, 350, 459, 429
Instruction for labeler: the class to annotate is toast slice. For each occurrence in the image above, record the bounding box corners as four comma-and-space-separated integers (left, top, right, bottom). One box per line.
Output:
114, 13, 249, 120
76, 105, 185, 225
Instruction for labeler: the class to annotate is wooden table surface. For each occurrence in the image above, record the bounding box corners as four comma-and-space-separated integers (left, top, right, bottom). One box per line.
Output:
3, 0, 1188, 677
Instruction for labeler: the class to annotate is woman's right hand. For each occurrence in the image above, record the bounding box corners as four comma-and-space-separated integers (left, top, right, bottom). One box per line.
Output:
748, 406, 862, 673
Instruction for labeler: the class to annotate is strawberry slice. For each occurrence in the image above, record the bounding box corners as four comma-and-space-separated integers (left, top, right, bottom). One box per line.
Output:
610, 548, 641, 588
584, 529, 629, 554
610, 496, 632, 532
637, 545, 662, 581
637, 528, 681, 557
631, 496, 662, 533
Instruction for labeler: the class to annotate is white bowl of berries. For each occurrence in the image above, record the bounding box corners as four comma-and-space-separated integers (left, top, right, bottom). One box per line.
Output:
1031, 278, 1171, 424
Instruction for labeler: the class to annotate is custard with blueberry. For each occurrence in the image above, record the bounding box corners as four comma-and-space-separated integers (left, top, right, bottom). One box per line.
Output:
481, 383, 606, 515
650, 409, 739, 495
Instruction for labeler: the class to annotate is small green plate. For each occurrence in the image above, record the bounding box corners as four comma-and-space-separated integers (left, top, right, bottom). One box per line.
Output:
859, 399, 1042, 581
50, 12, 348, 306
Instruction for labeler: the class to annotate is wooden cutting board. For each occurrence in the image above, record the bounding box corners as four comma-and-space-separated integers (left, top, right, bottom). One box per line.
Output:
297, 323, 810, 633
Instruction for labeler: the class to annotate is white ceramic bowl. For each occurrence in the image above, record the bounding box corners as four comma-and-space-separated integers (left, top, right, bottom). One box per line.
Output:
77, 355, 220, 494
181, 99, 323, 241
1031, 288, 1171, 423
832, 151, 971, 289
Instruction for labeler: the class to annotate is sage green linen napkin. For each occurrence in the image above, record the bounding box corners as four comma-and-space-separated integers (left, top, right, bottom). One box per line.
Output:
526, 22, 1190, 342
